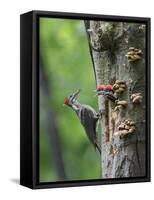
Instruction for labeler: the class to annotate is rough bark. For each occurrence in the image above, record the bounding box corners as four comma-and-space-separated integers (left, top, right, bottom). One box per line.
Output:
85, 21, 146, 178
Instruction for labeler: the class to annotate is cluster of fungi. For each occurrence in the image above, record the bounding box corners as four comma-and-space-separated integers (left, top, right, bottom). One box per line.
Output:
126, 47, 143, 62
131, 93, 143, 104
115, 119, 136, 138
113, 80, 126, 96
97, 47, 143, 139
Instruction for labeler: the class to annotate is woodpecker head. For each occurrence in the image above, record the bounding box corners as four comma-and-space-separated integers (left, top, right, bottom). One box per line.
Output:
97, 84, 105, 91
63, 89, 81, 107
105, 84, 113, 92
96, 84, 105, 96
96, 84, 113, 96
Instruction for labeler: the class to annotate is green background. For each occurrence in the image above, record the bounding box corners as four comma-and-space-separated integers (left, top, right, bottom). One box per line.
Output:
39, 17, 101, 182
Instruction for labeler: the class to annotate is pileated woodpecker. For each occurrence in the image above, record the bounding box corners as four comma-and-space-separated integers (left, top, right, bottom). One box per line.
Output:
63, 89, 101, 154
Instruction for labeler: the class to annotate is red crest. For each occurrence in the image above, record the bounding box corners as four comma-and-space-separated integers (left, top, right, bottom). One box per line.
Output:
105, 85, 113, 91
97, 84, 105, 91
63, 97, 69, 105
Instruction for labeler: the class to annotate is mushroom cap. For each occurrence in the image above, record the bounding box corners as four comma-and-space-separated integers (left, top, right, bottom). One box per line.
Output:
117, 100, 128, 106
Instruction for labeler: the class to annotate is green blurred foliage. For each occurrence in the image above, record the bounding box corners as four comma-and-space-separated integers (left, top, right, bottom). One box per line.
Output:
40, 17, 101, 182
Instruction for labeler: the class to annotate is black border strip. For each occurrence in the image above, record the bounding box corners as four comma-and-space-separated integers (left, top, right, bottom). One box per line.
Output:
34, 10, 150, 22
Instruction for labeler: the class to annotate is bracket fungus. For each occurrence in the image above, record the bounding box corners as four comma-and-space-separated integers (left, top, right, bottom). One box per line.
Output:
126, 47, 143, 62
114, 100, 128, 112
113, 80, 126, 96
114, 119, 135, 138
116, 100, 128, 106
131, 93, 143, 103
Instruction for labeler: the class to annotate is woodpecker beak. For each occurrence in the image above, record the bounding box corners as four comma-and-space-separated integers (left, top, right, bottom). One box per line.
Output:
72, 89, 81, 100
96, 91, 105, 96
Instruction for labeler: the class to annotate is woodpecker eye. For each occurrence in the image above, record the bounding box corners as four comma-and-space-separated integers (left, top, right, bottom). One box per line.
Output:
97, 85, 105, 91
105, 84, 113, 91
63, 98, 69, 105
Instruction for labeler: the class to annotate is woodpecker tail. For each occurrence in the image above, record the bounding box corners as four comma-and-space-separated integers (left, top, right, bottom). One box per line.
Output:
95, 142, 101, 154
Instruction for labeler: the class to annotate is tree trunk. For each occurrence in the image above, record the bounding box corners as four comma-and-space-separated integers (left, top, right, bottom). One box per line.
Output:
85, 21, 146, 178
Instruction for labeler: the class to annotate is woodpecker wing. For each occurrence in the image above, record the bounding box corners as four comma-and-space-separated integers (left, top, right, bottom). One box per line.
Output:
70, 101, 101, 154
77, 105, 100, 152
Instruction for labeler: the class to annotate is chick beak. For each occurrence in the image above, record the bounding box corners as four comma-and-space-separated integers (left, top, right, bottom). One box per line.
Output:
96, 90, 104, 96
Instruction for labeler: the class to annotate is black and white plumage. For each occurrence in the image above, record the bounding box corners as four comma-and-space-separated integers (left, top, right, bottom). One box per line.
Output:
64, 90, 101, 154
